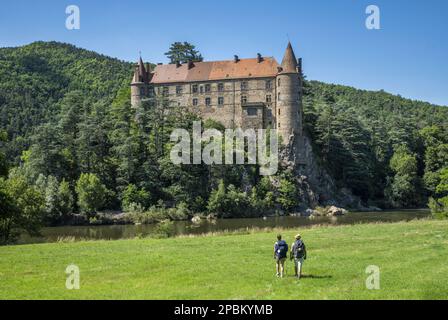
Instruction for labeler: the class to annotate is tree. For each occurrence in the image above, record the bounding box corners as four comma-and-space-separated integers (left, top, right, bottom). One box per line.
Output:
225, 185, 250, 217
36, 175, 74, 224
0, 130, 8, 177
312, 105, 374, 200
207, 180, 228, 217
277, 177, 299, 212
0, 180, 20, 245
429, 168, 448, 219
420, 126, 448, 195
0, 171, 45, 245
165, 42, 203, 64
75, 173, 108, 216
386, 145, 419, 207
121, 184, 151, 212
58, 179, 74, 219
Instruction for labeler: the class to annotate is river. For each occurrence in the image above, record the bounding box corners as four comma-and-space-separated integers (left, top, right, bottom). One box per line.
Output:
17, 209, 431, 245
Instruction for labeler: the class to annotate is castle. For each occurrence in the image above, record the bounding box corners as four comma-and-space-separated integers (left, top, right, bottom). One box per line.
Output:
131, 42, 303, 146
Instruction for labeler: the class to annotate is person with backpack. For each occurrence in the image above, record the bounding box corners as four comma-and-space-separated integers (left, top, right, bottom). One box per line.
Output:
290, 234, 307, 279
273, 234, 288, 278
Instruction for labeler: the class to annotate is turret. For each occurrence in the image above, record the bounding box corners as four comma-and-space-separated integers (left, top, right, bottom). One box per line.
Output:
131, 56, 150, 107
276, 42, 303, 145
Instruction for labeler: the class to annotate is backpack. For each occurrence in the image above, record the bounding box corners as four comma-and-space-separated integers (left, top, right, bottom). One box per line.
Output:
276, 240, 288, 258
293, 240, 305, 258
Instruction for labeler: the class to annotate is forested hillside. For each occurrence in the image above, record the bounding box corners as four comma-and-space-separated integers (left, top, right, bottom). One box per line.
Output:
0, 41, 133, 161
302, 81, 448, 207
1, 42, 448, 243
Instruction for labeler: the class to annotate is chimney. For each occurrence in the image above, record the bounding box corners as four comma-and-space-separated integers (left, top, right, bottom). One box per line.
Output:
257, 53, 263, 63
234, 55, 240, 63
188, 60, 195, 69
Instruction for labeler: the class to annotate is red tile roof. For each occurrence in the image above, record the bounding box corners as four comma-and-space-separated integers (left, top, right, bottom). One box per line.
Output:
150, 57, 280, 84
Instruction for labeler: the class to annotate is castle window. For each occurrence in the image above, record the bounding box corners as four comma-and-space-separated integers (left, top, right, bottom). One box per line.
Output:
205, 97, 211, 106
176, 85, 183, 95
241, 81, 248, 91
278, 109, 281, 116
200, 86, 204, 94
218, 97, 224, 106
247, 108, 258, 116
241, 96, 247, 104
193, 98, 198, 106
266, 80, 272, 90
192, 84, 198, 94
205, 84, 211, 93
140, 87, 146, 96
266, 95, 272, 103
278, 78, 281, 86
163, 86, 169, 97
218, 83, 224, 92
278, 93, 281, 101
278, 123, 281, 128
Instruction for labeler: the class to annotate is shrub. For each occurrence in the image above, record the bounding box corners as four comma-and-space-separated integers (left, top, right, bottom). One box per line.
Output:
124, 202, 190, 225
429, 168, 448, 219
121, 184, 151, 212
150, 220, 175, 239
75, 173, 108, 217
429, 197, 448, 219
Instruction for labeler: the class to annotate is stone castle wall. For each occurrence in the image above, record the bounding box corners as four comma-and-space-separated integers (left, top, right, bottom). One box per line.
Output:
141, 77, 278, 130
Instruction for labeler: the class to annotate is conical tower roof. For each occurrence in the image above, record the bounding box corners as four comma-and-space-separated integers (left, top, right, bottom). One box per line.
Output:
138, 57, 147, 78
280, 42, 298, 74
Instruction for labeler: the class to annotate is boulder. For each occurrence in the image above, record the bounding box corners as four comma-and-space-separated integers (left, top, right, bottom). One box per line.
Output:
327, 206, 348, 216
299, 208, 314, 217
191, 215, 202, 224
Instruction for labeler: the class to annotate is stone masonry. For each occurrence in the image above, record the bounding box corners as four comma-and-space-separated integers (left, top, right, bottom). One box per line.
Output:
131, 42, 303, 146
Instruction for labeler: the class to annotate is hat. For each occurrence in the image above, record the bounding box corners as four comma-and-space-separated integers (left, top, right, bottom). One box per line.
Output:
295, 234, 302, 239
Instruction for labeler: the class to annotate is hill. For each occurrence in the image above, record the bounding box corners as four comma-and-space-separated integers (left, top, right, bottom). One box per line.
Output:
302, 80, 448, 205
0, 41, 133, 161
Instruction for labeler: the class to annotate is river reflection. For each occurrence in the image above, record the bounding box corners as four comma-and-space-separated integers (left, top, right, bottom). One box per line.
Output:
19, 209, 430, 244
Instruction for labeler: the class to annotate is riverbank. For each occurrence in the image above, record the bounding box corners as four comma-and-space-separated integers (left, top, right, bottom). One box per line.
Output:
19, 209, 431, 244
2, 219, 447, 299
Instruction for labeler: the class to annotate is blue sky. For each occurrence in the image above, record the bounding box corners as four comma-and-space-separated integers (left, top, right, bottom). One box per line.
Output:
0, 0, 447, 106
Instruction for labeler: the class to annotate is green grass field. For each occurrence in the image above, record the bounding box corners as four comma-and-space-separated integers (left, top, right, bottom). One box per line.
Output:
1, 219, 447, 300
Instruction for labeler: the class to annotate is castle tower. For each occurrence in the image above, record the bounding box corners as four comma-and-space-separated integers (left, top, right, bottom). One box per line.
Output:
276, 42, 303, 145
131, 57, 149, 107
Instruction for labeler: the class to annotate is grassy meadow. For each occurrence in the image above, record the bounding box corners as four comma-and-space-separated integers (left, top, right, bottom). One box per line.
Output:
0, 219, 447, 300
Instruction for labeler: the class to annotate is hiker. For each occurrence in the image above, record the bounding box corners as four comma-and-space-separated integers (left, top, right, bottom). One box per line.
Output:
290, 234, 307, 279
273, 234, 288, 278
